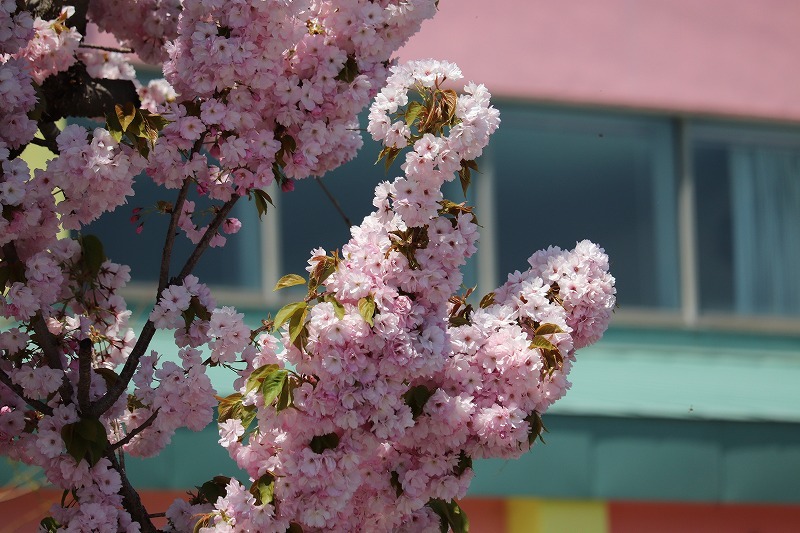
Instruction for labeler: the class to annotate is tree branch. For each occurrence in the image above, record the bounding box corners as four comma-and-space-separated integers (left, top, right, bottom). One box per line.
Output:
0, 368, 53, 416
78, 43, 134, 54
40, 62, 140, 121
175, 195, 241, 281
104, 451, 157, 533
89, 194, 240, 418
109, 408, 159, 452
159, 174, 193, 296
85, 321, 154, 418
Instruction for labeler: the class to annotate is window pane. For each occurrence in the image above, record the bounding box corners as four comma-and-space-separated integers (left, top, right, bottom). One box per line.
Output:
278, 127, 386, 274
86, 179, 263, 290
693, 125, 800, 316
491, 105, 679, 310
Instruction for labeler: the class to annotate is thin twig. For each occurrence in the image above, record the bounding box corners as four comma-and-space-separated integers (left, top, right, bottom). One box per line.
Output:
175, 195, 240, 281
78, 43, 134, 54
314, 177, 352, 228
109, 408, 160, 452
0, 369, 53, 416
158, 177, 193, 295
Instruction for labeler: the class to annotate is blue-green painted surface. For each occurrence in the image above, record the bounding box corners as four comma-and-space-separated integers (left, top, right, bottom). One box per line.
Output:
7, 414, 799, 503
141, 321, 800, 423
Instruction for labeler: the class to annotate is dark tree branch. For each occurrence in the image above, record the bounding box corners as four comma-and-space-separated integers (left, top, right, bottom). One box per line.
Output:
40, 62, 140, 121
0, 368, 53, 416
159, 175, 194, 295
104, 451, 157, 533
315, 177, 352, 228
175, 195, 241, 281
23, 0, 61, 21
85, 321, 154, 418
38, 120, 61, 153
109, 408, 159, 452
76, 338, 92, 414
79, 43, 134, 54
89, 194, 240, 418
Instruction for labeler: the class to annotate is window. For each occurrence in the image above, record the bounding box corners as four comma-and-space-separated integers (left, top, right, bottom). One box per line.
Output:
693, 123, 800, 317
487, 104, 680, 311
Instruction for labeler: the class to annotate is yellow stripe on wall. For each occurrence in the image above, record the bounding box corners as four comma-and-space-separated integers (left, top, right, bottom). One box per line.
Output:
508, 499, 609, 533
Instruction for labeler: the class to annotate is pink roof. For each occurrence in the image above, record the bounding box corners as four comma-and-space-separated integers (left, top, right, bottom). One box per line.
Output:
397, 0, 800, 122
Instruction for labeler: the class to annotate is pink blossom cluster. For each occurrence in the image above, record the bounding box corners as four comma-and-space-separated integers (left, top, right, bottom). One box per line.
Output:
80, 50, 137, 81
502, 241, 617, 350
36, 124, 147, 230
0, 59, 37, 148
88, 0, 182, 64
0, 0, 33, 55
2, 402, 140, 532
0, 250, 145, 530
14, 6, 81, 84
145, 0, 438, 202
368, 60, 500, 226
202, 61, 615, 532
122, 346, 217, 458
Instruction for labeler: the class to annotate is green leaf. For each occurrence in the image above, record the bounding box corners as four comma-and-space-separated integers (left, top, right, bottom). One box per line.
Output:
376, 146, 402, 172
405, 101, 426, 126
358, 295, 376, 327
196, 476, 231, 505
249, 472, 276, 506
61, 418, 110, 467
216, 393, 257, 431
427, 499, 470, 533
479, 292, 495, 309
252, 188, 274, 220
287, 523, 304, 533
535, 323, 564, 336
274, 274, 307, 291
324, 294, 346, 320
105, 109, 124, 143
525, 411, 547, 446
309, 432, 340, 454
39, 517, 60, 532
80, 234, 106, 279
275, 376, 295, 412
403, 385, 435, 420
529, 336, 557, 352
259, 369, 289, 407
115, 102, 137, 133
288, 306, 308, 345
335, 54, 360, 83
245, 364, 280, 395
274, 301, 307, 330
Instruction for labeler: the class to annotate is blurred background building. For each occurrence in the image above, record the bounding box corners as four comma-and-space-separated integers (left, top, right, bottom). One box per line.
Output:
3, 1, 800, 531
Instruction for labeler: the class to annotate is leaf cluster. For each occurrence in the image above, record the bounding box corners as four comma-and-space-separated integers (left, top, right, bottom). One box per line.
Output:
387, 226, 429, 270
526, 322, 565, 377
375, 84, 461, 172
105, 102, 169, 158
